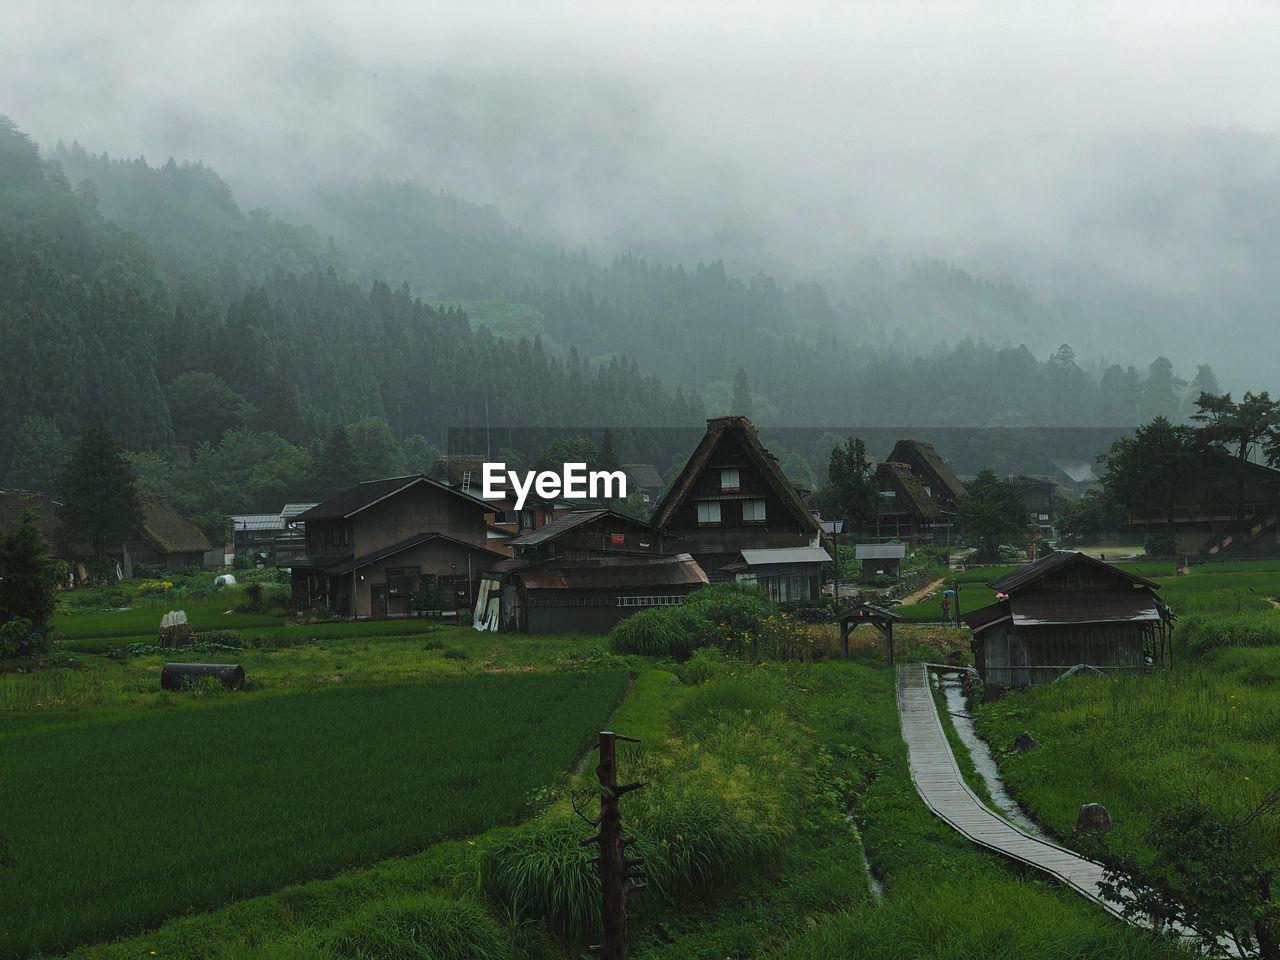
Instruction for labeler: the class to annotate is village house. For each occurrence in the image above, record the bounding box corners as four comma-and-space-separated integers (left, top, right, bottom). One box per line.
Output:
885, 439, 967, 514
960, 550, 1173, 686
1009, 476, 1068, 540
648, 416, 831, 600
475, 508, 707, 634
428, 454, 573, 552
226, 502, 317, 565
620, 463, 665, 503
872, 462, 942, 544
290, 475, 507, 618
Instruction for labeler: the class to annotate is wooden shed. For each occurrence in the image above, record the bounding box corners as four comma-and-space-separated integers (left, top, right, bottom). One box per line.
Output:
960, 550, 1173, 686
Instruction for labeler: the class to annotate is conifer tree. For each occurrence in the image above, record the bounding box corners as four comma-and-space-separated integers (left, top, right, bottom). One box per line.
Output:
0, 509, 66, 636
56, 417, 142, 560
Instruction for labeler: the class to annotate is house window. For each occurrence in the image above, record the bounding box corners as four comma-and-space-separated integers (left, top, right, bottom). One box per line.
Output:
386, 566, 419, 595
720, 468, 740, 491
696, 501, 722, 524
521, 510, 535, 528
881, 489, 895, 498
742, 499, 767, 522
1038, 513, 1050, 521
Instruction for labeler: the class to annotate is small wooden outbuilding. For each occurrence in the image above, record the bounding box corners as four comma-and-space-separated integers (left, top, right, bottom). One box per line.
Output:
961, 551, 1173, 686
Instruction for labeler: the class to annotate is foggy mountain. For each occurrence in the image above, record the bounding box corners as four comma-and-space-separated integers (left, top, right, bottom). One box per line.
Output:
5, 4, 1277, 394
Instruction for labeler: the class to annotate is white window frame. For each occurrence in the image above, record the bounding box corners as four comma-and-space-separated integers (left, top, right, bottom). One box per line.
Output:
720, 468, 740, 491
742, 498, 767, 522
696, 501, 722, 524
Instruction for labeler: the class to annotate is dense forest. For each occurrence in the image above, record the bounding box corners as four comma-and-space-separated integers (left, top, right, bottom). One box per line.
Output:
0, 115, 1224, 515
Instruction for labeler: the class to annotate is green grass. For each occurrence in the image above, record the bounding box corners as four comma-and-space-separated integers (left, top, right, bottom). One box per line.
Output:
0, 671, 628, 958
55, 592, 282, 639
975, 652, 1280, 863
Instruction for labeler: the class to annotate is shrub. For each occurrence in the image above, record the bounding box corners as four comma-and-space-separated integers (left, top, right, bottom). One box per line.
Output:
683, 582, 776, 633
609, 606, 713, 660
0, 618, 50, 658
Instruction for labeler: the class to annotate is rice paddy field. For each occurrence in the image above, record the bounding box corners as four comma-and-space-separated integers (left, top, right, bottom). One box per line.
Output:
0, 668, 627, 957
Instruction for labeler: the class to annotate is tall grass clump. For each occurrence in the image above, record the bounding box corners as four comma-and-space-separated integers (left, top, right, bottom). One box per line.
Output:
608, 606, 712, 659
1177, 612, 1280, 654
482, 820, 600, 941
323, 892, 509, 960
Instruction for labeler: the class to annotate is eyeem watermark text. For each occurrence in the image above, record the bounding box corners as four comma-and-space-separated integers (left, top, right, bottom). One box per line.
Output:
481, 463, 626, 509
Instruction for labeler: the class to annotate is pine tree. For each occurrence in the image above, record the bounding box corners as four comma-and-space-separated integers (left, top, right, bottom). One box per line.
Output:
0, 510, 67, 636
56, 417, 143, 559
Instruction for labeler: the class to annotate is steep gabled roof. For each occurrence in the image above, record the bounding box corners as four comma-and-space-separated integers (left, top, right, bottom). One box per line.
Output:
650, 416, 827, 544
987, 550, 1161, 593
621, 463, 665, 490
888, 439, 966, 501
295, 475, 490, 523
876, 463, 941, 519
426, 455, 488, 487
0, 488, 61, 543
139, 492, 211, 554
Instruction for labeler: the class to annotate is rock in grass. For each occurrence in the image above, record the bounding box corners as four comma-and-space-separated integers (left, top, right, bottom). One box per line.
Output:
1013, 731, 1039, 754
982, 681, 1005, 704
1074, 802, 1113, 836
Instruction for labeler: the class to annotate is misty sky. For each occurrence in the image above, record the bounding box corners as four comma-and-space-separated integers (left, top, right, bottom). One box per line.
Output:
5, 2, 1280, 382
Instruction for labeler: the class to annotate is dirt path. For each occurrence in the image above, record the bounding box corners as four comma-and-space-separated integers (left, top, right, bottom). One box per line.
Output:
901, 576, 948, 605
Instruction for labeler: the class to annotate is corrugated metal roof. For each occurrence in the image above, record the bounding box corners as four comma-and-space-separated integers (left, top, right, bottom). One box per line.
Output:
739, 547, 832, 566
231, 514, 286, 532
988, 551, 1161, 592
280, 502, 319, 520
1051, 459, 1098, 484
856, 543, 906, 560
1010, 593, 1160, 625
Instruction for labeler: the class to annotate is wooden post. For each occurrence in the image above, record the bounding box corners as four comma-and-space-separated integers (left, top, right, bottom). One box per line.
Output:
581, 732, 646, 960
885, 622, 894, 668
840, 621, 849, 660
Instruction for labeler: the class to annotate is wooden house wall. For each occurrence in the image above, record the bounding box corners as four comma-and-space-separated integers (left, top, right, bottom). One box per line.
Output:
355, 485, 487, 555
975, 621, 1146, 685
346, 538, 502, 619
524, 584, 701, 635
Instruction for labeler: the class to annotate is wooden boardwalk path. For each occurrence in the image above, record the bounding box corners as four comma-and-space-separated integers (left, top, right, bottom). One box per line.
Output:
895, 661, 1123, 918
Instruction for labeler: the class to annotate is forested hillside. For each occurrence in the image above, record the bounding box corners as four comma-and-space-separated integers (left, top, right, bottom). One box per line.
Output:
0, 114, 1223, 515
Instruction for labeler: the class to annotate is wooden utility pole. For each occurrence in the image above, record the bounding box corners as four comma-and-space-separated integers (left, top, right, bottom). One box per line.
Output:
580, 732, 646, 960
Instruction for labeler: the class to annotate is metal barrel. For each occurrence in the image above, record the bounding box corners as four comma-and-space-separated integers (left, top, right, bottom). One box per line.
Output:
161, 663, 246, 691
